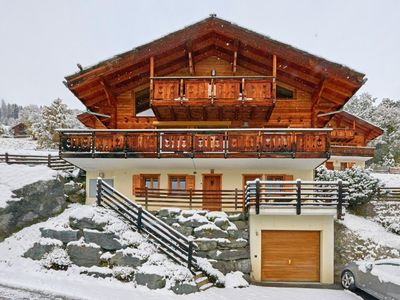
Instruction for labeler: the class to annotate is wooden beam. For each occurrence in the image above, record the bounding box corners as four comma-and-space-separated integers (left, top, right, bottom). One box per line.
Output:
186, 41, 195, 75
272, 54, 277, 101
150, 56, 155, 102
311, 78, 327, 110
232, 39, 239, 74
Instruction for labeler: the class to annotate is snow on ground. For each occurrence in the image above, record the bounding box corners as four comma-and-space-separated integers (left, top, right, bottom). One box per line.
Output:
371, 172, 400, 187
0, 137, 57, 155
0, 204, 362, 300
0, 163, 58, 208
340, 213, 400, 250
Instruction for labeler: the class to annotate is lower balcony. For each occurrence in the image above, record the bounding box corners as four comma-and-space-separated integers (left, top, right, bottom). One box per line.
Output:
331, 145, 375, 157
58, 128, 331, 160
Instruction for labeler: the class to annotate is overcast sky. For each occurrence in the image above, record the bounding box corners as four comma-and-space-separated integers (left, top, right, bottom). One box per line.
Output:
0, 0, 399, 109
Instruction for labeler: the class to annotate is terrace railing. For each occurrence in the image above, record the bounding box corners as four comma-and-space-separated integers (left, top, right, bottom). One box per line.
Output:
96, 178, 197, 270
245, 179, 348, 219
134, 188, 243, 211
58, 128, 331, 159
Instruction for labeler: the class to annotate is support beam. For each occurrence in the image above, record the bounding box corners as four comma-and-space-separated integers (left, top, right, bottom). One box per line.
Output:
311, 78, 328, 127
232, 39, 239, 74
150, 56, 155, 103
186, 41, 195, 75
99, 78, 118, 128
272, 54, 277, 101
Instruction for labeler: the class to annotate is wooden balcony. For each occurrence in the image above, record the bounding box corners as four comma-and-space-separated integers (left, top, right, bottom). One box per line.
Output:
330, 129, 355, 142
150, 76, 276, 121
58, 128, 330, 159
331, 145, 375, 157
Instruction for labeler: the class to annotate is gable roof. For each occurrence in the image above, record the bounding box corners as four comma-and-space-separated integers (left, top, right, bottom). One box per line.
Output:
319, 110, 383, 142
64, 15, 366, 115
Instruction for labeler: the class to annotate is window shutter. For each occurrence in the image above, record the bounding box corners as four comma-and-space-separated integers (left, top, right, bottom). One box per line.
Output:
186, 175, 195, 191
283, 175, 294, 192
132, 175, 141, 195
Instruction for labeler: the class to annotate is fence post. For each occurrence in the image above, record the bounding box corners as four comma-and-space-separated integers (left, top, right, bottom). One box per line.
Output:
296, 179, 301, 215
96, 178, 102, 206
137, 206, 143, 232
47, 154, 51, 168
145, 187, 148, 210
337, 180, 343, 219
5, 152, 9, 164
255, 179, 260, 215
189, 189, 193, 209
188, 240, 193, 270
234, 188, 238, 210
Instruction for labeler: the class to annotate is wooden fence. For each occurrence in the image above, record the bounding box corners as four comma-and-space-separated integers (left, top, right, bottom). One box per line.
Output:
0, 152, 75, 171
135, 188, 243, 211
377, 187, 400, 201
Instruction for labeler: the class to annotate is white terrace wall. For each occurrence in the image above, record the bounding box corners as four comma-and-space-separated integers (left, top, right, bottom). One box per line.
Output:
85, 167, 314, 205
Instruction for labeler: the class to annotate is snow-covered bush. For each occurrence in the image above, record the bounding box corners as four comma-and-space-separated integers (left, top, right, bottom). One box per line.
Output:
41, 248, 71, 270
316, 166, 385, 208
112, 266, 135, 282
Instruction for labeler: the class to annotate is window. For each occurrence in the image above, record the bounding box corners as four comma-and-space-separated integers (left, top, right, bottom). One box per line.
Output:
89, 179, 114, 198
276, 85, 294, 99
142, 174, 159, 190
169, 175, 186, 191
135, 88, 150, 115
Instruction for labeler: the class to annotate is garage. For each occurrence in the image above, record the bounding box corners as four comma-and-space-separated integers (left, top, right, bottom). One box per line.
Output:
261, 230, 320, 282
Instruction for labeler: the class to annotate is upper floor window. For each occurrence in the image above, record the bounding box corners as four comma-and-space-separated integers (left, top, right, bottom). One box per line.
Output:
277, 85, 294, 99
135, 88, 150, 115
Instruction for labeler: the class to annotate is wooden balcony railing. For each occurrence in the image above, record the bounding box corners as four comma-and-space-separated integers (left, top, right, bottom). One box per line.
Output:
245, 179, 348, 219
150, 76, 275, 104
134, 188, 243, 211
58, 128, 331, 159
331, 145, 375, 157
330, 129, 355, 142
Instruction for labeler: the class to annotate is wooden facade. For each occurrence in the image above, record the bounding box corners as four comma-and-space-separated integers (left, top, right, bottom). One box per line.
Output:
62, 16, 381, 160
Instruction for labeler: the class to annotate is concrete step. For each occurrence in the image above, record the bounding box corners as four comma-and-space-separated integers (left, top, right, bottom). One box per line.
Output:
199, 282, 213, 291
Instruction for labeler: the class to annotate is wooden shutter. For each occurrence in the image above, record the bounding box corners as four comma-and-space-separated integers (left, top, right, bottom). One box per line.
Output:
283, 174, 294, 192
132, 175, 141, 195
186, 175, 195, 191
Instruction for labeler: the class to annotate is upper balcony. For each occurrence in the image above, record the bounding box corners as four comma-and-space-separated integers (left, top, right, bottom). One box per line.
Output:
150, 76, 276, 121
58, 128, 330, 160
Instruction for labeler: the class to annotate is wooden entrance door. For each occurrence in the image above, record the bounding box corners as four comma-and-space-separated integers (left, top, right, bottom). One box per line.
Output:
203, 174, 222, 211
261, 230, 320, 282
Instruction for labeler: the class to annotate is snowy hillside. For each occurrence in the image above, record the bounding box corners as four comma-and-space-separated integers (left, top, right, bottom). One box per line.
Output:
0, 137, 57, 155
0, 163, 58, 208
371, 172, 400, 187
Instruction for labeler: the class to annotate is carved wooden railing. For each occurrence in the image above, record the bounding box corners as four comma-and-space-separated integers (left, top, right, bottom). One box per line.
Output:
331, 145, 375, 157
150, 76, 275, 103
58, 128, 331, 159
330, 129, 355, 142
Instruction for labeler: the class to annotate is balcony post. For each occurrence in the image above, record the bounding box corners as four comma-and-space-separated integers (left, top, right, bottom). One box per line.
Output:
255, 179, 260, 215
96, 178, 102, 206
337, 180, 343, 219
137, 206, 143, 232
145, 187, 149, 210
91, 132, 95, 158
189, 189, 193, 209
296, 179, 301, 215
47, 154, 51, 168
235, 188, 238, 210
124, 132, 128, 158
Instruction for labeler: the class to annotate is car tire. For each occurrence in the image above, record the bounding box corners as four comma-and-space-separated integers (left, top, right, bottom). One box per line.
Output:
341, 270, 356, 291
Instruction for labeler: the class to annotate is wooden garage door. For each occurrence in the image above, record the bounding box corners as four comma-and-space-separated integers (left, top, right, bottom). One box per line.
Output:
261, 230, 320, 282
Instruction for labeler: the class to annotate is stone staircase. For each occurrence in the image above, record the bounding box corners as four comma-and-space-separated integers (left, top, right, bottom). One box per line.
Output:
194, 271, 213, 291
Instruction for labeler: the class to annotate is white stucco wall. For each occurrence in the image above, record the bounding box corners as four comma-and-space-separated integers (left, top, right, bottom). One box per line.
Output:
85, 167, 314, 205
249, 214, 335, 284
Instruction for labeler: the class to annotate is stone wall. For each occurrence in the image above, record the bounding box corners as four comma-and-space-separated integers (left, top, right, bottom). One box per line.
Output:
0, 179, 66, 240
155, 209, 250, 276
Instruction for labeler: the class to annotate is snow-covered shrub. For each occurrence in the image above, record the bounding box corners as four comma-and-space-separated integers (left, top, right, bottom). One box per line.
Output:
41, 248, 71, 270
112, 266, 135, 282
316, 166, 385, 208
225, 271, 249, 288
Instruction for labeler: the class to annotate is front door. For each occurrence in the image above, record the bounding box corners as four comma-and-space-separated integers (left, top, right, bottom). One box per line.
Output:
203, 174, 222, 211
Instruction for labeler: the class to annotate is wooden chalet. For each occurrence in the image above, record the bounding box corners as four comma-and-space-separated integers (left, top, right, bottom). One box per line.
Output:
59, 15, 383, 284
11, 123, 28, 137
